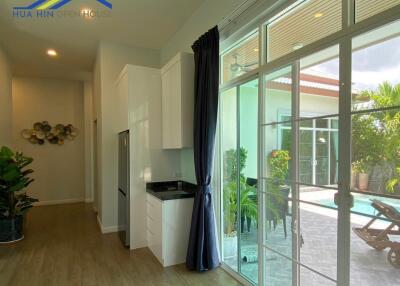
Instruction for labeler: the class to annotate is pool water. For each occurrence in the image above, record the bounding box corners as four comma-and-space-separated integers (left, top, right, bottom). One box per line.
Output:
317, 194, 400, 217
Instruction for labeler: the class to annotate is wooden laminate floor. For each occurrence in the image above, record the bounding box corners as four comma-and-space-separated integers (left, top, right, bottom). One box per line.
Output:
0, 203, 241, 286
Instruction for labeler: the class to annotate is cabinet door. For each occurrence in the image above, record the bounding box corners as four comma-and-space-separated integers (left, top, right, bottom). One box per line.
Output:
162, 198, 194, 266
146, 194, 163, 264
162, 61, 182, 149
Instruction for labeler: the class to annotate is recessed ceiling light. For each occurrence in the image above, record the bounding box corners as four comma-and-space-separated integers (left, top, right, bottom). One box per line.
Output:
81, 8, 94, 18
293, 43, 304, 50
314, 12, 324, 18
47, 49, 57, 57
253, 48, 259, 52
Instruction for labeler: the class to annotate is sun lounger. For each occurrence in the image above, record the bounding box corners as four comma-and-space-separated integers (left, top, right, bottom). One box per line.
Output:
353, 199, 400, 268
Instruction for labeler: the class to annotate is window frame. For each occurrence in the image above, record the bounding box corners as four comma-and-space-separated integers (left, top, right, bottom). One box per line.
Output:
217, 1, 400, 285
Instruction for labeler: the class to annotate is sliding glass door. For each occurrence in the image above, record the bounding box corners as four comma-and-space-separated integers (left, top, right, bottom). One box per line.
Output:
221, 78, 259, 284
260, 45, 340, 286
219, 1, 400, 285
348, 19, 400, 285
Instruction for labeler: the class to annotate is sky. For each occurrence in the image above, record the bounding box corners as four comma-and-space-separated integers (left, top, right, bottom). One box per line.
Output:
303, 36, 400, 92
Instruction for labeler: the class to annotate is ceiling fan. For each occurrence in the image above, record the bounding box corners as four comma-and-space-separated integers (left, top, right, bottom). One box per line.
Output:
229, 54, 257, 74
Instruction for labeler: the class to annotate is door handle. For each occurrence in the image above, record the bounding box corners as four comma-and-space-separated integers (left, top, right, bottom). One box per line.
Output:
334, 192, 354, 208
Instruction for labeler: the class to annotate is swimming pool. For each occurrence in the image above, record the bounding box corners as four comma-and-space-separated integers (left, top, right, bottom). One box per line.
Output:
316, 194, 400, 217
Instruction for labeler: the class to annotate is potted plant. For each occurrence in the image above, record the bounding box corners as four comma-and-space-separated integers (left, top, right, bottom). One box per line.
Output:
350, 162, 358, 190
222, 148, 257, 258
266, 150, 291, 228
352, 159, 370, 191
0, 146, 37, 243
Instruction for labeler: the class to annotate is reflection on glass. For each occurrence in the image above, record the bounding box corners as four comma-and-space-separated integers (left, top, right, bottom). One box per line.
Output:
221, 87, 238, 270
221, 31, 259, 83
239, 79, 259, 283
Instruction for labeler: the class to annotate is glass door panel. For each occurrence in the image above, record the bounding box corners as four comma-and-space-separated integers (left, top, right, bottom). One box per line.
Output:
350, 22, 400, 285
263, 54, 340, 285
297, 47, 340, 286
315, 130, 330, 185
263, 66, 296, 286
239, 79, 259, 283
221, 87, 238, 271
299, 186, 338, 283
220, 79, 259, 285
299, 129, 313, 184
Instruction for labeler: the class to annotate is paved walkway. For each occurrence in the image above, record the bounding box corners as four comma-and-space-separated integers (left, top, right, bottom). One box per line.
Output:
225, 206, 400, 285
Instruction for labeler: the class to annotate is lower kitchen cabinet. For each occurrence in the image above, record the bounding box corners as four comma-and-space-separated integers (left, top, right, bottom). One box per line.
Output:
146, 194, 194, 267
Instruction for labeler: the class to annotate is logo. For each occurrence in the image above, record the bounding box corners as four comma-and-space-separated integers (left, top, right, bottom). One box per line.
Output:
13, 0, 112, 18
14, 0, 112, 10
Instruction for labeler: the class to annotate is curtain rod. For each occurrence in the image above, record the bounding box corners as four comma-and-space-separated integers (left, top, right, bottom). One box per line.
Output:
218, 0, 258, 32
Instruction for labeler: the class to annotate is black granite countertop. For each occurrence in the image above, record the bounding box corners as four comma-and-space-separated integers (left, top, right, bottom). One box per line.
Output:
146, 181, 198, 201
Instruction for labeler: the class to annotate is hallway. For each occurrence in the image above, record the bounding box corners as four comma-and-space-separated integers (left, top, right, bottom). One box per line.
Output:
0, 204, 240, 286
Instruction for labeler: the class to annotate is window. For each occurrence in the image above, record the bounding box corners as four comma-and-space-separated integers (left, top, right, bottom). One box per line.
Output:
355, 0, 400, 23
221, 31, 259, 83
219, 1, 400, 285
267, 0, 341, 62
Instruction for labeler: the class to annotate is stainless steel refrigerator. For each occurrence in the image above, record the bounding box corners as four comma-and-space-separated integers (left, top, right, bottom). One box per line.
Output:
118, 130, 130, 247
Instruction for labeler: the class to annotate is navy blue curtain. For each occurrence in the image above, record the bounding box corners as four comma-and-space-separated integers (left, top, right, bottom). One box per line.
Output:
186, 26, 220, 271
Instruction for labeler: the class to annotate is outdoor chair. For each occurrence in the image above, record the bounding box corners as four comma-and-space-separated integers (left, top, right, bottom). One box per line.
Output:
353, 199, 400, 268
242, 178, 290, 239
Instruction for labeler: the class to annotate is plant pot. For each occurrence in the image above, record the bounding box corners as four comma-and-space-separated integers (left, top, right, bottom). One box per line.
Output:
0, 216, 24, 243
358, 173, 369, 191
350, 172, 357, 190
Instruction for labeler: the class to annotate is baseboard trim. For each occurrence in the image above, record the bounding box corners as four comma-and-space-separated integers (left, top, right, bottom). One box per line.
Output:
34, 198, 85, 206
96, 215, 121, 234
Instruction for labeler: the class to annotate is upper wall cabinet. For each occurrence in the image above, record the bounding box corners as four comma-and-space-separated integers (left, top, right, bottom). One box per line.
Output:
161, 52, 194, 149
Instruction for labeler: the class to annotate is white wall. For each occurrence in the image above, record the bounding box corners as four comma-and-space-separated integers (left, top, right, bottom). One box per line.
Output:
161, 0, 256, 184
94, 41, 167, 229
12, 77, 85, 204
84, 81, 94, 203
0, 44, 12, 147
161, 0, 245, 65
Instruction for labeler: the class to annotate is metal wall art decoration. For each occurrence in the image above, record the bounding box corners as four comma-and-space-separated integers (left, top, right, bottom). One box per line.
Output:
21, 121, 78, 145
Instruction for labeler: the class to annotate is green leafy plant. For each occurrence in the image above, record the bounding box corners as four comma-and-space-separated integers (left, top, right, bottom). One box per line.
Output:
223, 148, 257, 235
352, 82, 400, 194
352, 159, 370, 174
0, 146, 37, 218
269, 150, 290, 184
266, 150, 291, 222
224, 147, 248, 182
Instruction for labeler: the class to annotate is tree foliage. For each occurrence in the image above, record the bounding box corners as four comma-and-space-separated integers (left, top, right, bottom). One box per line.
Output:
352, 82, 400, 193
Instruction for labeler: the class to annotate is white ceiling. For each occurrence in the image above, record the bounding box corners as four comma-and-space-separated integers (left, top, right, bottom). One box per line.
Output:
0, 0, 205, 80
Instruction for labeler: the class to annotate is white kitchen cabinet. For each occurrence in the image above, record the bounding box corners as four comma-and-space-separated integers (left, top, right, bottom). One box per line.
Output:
146, 193, 194, 267
161, 52, 194, 149
115, 65, 181, 250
